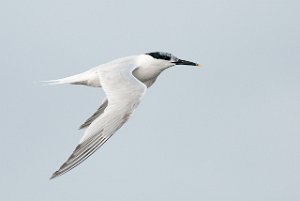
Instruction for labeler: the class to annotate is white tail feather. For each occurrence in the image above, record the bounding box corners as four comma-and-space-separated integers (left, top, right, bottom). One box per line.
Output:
41, 73, 88, 86
40, 79, 67, 85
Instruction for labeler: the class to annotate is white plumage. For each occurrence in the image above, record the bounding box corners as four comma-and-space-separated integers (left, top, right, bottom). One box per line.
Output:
48, 52, 201, 179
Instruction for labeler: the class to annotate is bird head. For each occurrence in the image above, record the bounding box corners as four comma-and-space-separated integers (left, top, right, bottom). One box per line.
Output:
144, 51, 202, 69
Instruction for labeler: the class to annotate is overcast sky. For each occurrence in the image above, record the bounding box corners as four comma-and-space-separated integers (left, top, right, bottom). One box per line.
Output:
1, 0, 299, 200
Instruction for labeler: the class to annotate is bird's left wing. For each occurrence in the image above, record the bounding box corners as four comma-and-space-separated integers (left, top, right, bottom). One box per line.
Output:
79, 98, 108, 129
50, 64, 146, 179
78, 76, 159, 130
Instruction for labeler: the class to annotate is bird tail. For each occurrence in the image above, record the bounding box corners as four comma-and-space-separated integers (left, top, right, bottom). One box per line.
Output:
41, 73, 88, 86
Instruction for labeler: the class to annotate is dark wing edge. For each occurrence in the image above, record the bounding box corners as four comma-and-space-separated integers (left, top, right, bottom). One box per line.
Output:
50, 129, 109, 179
79, 99, 108, 129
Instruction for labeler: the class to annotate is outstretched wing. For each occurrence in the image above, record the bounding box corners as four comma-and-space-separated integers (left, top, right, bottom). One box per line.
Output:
50, 65, 147, 179
79, 76, 159, 130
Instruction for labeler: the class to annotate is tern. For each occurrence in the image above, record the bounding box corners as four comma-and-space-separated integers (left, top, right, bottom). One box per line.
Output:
47, 52, 202, 179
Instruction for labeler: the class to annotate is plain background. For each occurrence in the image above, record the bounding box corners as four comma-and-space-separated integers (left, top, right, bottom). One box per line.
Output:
1, 0, 299, 200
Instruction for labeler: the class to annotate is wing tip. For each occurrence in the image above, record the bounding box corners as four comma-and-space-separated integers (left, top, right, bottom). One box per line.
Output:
49, 168, 69, 180
78, 123, 88, 130
49, 161, 71, 180
49, 171, 59, 180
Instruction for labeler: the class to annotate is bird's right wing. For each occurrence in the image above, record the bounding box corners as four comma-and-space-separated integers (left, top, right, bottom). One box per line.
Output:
50, 65, 146, 179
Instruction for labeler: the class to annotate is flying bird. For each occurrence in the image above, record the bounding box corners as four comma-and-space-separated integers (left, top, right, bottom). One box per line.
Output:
47, 52, 202, 179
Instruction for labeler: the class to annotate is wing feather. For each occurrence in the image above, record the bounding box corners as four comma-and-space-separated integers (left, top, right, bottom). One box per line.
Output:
50, 63, 146, 179
78, 76, 159, 130
79, 99, 108, 129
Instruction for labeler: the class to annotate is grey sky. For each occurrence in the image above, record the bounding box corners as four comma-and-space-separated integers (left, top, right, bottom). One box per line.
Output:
0, 0, 299, 200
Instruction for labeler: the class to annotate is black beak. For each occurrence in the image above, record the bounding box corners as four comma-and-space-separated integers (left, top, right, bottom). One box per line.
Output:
173, 59, 200, 66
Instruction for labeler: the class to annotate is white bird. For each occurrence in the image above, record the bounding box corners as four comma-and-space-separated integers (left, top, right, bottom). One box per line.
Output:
47, 52, 202, 179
